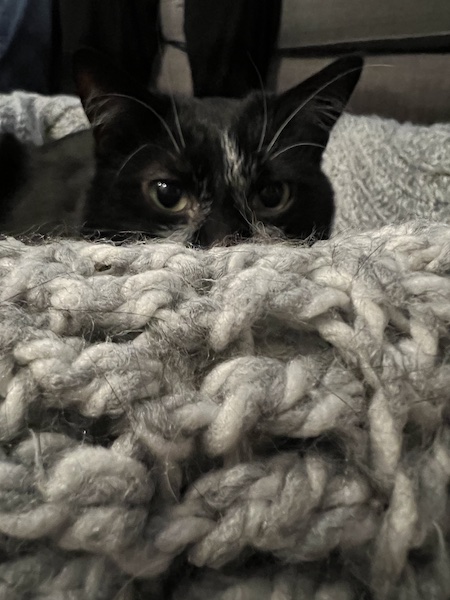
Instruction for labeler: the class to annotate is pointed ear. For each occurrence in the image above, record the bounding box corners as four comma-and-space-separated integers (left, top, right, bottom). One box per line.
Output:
73, 48, 145, 121
271, 55, 363, 149
72, 48, 170, 148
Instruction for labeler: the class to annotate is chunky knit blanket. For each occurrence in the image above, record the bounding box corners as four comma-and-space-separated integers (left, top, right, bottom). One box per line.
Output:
0, 94, 449, 599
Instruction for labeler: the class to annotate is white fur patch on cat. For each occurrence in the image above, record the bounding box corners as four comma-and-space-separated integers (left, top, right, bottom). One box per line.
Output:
221, 132, 246, 192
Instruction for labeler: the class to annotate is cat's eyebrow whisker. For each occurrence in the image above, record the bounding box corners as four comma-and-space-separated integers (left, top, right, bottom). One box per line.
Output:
95, 93, 182, 154
257, 91, 268, 155
171, 96, 186, 150
162, 57, 186, 150
155, 31, 186, 150
264, 65, 363, 157
114, 143, 164, 183
247, 53, 269, 154
268, 141, 326, 161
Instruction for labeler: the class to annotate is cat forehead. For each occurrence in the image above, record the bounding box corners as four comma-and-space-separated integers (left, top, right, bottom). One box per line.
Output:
178, 96, 243, 133
171, 96, 255, 194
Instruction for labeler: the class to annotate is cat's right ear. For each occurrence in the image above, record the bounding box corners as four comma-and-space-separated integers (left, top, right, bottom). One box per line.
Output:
72, 48, 169, 146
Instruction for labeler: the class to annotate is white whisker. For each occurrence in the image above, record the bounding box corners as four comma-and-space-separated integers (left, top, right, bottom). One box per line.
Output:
237, 194, 255, 232
264, 65, 362, 157
246, 52, 269, 154
268, 142, 326, 161
94, 93, 181, 154
155, 30, 186, 150
171, 97, 186, 149
114, 143, 163, 183
257, 92, 268, 155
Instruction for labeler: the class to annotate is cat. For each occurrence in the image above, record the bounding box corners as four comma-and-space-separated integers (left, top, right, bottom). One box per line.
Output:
0, 50, 363, 246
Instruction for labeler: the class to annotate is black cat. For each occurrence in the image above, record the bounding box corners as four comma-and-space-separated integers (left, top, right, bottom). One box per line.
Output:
0, 51, 363, 246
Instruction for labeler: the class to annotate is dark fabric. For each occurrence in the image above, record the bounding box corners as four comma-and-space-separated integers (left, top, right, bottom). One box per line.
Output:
0, 0, 53, 93
50, 0, 62, 93
57, 0, 160, 93
184, 0, 282, 97
85, 0, 160, 86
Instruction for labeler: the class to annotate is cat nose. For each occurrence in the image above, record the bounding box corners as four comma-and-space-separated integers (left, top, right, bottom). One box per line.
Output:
192, 227, 228, 248
194, 220, 251, 248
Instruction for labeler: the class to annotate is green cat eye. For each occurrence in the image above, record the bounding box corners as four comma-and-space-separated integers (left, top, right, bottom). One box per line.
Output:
146, 180, 190, 213
253, 182, 291, 215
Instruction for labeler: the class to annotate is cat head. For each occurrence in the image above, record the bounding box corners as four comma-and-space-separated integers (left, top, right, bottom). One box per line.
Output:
74, 49, 363, 246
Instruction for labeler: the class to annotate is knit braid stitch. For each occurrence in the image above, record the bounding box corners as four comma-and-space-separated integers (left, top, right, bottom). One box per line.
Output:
0, 221, 449, 599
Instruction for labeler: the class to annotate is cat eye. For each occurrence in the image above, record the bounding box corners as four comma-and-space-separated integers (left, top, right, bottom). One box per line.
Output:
145, 180, 190, 213
253, 182, 291, 215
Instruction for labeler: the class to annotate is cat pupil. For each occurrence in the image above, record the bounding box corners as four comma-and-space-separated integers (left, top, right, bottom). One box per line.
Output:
259, 183, 287, 208
156, 181, 183, 208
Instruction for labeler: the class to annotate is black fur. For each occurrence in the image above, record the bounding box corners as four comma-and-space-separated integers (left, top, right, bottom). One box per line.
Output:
0, 133, 28, 214
0, 51, 363, 245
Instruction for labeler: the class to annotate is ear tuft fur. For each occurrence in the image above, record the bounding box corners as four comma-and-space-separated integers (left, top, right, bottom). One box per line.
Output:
269, 55, 364, 153
73, 48, 153, 125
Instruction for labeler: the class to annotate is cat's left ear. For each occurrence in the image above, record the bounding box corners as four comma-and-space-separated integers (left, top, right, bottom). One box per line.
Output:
73, 48, 149, 119
270, 55, 363, 148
